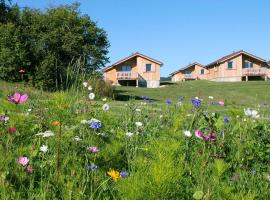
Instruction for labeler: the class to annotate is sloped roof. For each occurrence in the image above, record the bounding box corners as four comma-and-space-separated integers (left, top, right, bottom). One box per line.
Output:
103, 52, 163, 72
205, 50, 267, 68
170, 62, 204, 76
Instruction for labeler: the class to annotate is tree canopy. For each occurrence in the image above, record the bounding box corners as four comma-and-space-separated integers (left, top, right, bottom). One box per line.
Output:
0, 1, 110, 90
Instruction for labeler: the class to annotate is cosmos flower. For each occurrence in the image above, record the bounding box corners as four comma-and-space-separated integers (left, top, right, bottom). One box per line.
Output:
83, 82, 88, 87
195, 130, 216, 141
191, 99, 202, 108
135, 122, 143, 127
89, 118, 102, 129
8, 127, 16, 134
120, 171, 129, 178
17, 156, 29, 167
183, 130, 192, 137
102, 104, 110, 111
107, 169, 121, 182
40, 145, 48, 153
36, 130, 54, 138
218, 101, 225, 106
195, 130, 204, 139
8, 92, 28, 104
87, 146, 99, 153
88, 93, 95, 100
86, 165, 98, 170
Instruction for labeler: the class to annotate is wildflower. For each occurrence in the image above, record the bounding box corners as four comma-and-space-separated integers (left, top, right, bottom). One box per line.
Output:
102, 98, 107, 101
86, 165, 98, 171
184, 130, 192, 137
135, 108, 141, 112
191, 99, 202, 108
208, 96, 214, 99
148, 99, 153, 103
25, 165, 33, 174
107, 169, 121, 182
17, 156, 29, 167
80, 119, 89, 124
88, 93, 95, 100
40, 145, 48, 153
195, 130, 204, 139
218, 101, 225, 106
83, 82, 88, 87
0, 115, 9, 122
8, 92, 28, 104
52, 121, 60, 126
195, 130, 216, 141
250, 170, 257, 175
89, 118, 102, 129
120, 171, 129, 178
224, 117, 230, 123
141, 96, 148, 100
87, 146, 99, 153
88, 86, 93, 91
166, 99, 172, 104
126, 132, 134, 137
8, 127, 16, 134
159, 115, 163, 118
141, 102, 147, 106
74, 136, 82, 141
135, 122, 143, 127
178, 97, 184, 102
244, 108, 259, 119
102, 103, 110, 111
36, 130, 54, 138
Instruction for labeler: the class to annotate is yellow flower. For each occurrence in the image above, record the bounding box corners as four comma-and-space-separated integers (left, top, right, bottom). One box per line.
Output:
107, 169, 121, 182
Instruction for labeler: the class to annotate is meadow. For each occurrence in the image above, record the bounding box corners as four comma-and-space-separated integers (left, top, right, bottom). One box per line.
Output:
0, 80, 270, 199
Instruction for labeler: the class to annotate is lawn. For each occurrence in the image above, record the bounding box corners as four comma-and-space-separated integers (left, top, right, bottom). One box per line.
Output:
0, 80, 270, 199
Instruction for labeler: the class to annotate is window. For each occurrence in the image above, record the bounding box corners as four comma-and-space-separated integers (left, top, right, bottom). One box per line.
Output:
184, 70, 192, 74
121, 65, 131, 71
201, 69, 204, 74
244, 61, 253, 68
146, 64, 152, 72
227, 61, 233, 69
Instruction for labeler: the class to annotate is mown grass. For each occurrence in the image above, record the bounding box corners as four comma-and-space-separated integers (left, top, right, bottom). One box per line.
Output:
0, 80, 270, 199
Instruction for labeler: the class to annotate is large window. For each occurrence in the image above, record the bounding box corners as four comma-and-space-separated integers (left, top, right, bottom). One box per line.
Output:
184, 70, 192, 74
146, 64, 152, 72
227, 61, 233, 69
244, 61, 253, 68
120, 65, 131, 71
201, 69, 204, 74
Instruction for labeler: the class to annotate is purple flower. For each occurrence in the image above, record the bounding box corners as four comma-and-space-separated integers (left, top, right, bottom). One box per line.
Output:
142, 96, 149, 100
0, 115, 9, 122
224, 117, 230, 123
8, 92, 28, 104
87, 146, 99, 153
88, 118, 102, 129
148, 99, 153, 103
166, 99, 172, 104
120, 171, 129, 178
86, 165, 98, 170
178, 97, 184, 102
195, 130, 217, 142
191, 99, 202, 108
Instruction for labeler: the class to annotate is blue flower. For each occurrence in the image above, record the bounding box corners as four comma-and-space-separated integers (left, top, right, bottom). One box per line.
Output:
191, 99, 202, 108
89, 121, 102, 129
166, 99, 172, 104
178, 97, 184, 102
148, 99, 153, 103
250, 170, 256, 175
120, 171, 129, 178
224, 117, 230, 123
142, 96, 148, 100
86, 165, 98, 170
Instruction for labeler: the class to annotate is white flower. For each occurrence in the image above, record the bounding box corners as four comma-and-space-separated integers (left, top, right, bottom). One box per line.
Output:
89, 93, 95, 100
208, 96, 214, 99
83, 82, 88, 87
74, 136, 82, 141
183, 130, 192, 137
177, 102, 182, 106
40, 145, 48, 153
36, 130, 54, 138
159, 115, 163, 118
195, 97, 199, 99
28, 108, 32, 112
80, 119, 89, 124
126, 132, 134, 137
102, 98, 107, 102
135, 122, 143, 127
102, 104, 110, 111
244, 108, 259, 119
135, 108, 141, 112
89, 118, 101, 124
141, 102, 147, 106
88, 86, 93, 91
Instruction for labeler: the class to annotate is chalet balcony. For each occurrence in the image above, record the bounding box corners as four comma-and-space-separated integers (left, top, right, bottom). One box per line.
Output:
117, 72, 138, 80
183, 74, 197, 79
242, 67, 267, 76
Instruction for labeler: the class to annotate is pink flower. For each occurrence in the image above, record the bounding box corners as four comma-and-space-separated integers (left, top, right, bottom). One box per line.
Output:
87, 146, 99, 153
195, 130, 204, 139
8, 92, 28, 104
17, 156, 29, 167
218, 101, 224, 106
8, 127, 17, 134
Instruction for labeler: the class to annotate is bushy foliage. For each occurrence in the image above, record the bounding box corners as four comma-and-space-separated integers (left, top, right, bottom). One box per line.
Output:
0, 2, 110, 90
0, 84, 270, 199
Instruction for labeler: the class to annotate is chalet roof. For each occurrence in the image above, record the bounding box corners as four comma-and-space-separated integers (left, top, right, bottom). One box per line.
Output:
103, 52, 163, 72
170, 62, 204, 76
205, 50, 267, 68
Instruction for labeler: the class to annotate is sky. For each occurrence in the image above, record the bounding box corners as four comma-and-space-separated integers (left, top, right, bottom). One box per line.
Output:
13, 0, 270, 77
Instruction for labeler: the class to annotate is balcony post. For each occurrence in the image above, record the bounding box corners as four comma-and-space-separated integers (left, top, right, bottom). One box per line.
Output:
265, 76, 267, 81
245, 76, 248, 81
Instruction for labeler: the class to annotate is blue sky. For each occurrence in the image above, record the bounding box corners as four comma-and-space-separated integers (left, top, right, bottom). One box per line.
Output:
13, 0, 270, 76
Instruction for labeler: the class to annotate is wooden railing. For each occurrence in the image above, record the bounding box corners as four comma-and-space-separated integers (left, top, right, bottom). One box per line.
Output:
183, 74, 197, 79
242, 67, 267, 76
117, 72, 138, 80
